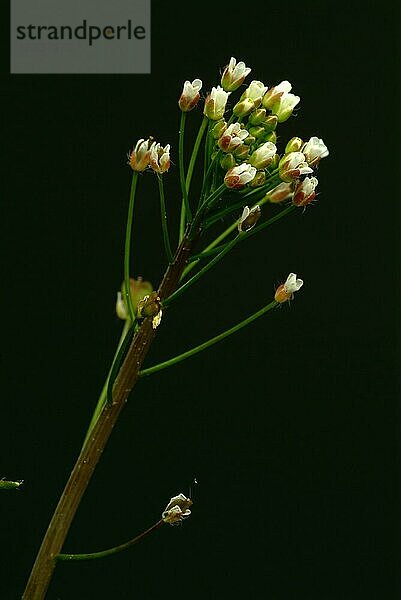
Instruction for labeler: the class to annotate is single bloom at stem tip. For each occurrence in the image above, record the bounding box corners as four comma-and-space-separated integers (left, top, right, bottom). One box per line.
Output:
162, 493, 192, 525
274, 273, 304, 303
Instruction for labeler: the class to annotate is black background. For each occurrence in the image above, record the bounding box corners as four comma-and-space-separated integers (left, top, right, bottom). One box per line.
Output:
1, 1, 399, 599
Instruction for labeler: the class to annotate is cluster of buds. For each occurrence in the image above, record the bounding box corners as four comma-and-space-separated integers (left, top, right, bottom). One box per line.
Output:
128, 138, 170, 174
175, 58, 329, 196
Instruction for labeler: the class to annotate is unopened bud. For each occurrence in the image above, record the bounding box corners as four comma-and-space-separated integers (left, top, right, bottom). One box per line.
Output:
262, 115, 278, 133
262, 80, 292, 109
128, 138, 155, 172
248, 108, 267, 126
285, 137, 304, 154
232, 144, 249, 160
220, 153, 236, 171
248, 141, 277, 169
204, 86, 229, 120
221, 57, 251, 92
233, 98, 255, 117
248, 126, 265, 139
261, 131, 277, 144
178, 79, 202, 112
211, 120, 227, 139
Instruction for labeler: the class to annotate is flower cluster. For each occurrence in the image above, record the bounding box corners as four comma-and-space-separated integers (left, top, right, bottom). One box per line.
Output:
175, 57, 328, 204
128, 138, 170, 174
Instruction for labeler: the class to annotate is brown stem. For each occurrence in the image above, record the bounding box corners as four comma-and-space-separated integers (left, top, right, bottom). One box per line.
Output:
22, 232, 194, 600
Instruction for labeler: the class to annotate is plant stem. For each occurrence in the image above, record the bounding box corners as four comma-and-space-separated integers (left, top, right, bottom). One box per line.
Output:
56, 520, 164, 562
82, 319, 131, 449
179, 116, 208, 241
124, 173, 139, 321
163, 233, 241, 308
178, 112, 192, 227
140, 300, 278, 378
158, 175, 173, 263
22, 231, 195, 600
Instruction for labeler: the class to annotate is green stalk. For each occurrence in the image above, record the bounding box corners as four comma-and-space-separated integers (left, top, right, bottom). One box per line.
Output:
163, 233, 241, 308
124, 172, 139, 321
183, 186, 291, 279
56, 520, 164, 562
179, 115, 208, 240
82, 319, 131, 449
158, 175, 173, 263
140, 300, 278, 378
178, 112, 192, 226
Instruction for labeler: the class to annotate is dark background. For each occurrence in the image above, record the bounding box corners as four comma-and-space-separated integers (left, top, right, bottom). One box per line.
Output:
1, 1, 399, 598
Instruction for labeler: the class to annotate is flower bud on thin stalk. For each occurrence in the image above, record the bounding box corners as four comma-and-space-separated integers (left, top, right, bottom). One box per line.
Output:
221, 57, 251, 92
150, 143, 171, 174
275, 273, 304, 303
224, 163, 257, 189
279, 152, 313, 182
218, 122, 249, 152
128, 138, 155, 172
248, 141, 277, 169
178, 79, 202, 112
262, 80, 292, 109
285, 137, 304, 154
271, 92, 300, 122
204, 86, 230, 120
302, 136, 329, 167
162, 494, 192, 525
293, 176, 318, 206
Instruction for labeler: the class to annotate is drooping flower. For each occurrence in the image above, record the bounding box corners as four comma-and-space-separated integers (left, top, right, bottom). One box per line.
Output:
302, 136, 329, 167
221, 57, 251, 92
162, 493, 192, 525
218, 122, 249, 152
274, 273, 304, 303
204, 86, 230, 120
128, 138, 155, 172
278, 152, 313, 182
238, 205, 261, 232
178, 79, 202, 112
248, 141, 277, 169
262, 80, 292, 109
293, 176, 318, 207
150, 142, 171, 174
271, 92, 300, 122
224, 163, 257, 189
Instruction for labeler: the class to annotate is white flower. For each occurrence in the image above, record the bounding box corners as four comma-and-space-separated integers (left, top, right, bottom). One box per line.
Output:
224, 163, 257, 189
127, 138, 155, 172
150, 143, 171, 174
218, 122, 249, 152
274, 272, 304, 303
293, 176, 318, 207
271, 92, 300, 122
241, 80, 268, 106
178, 79, 202, 112
302, 136, 329, 166
221, 57, 251, 92
262, 80, 292, 109
284, 273, 304, 294
248, 141, 277, 169
238, 205, 261, 232
204, 86, 230, 120
162, 493, 192, 525
278, 152, 313, 182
